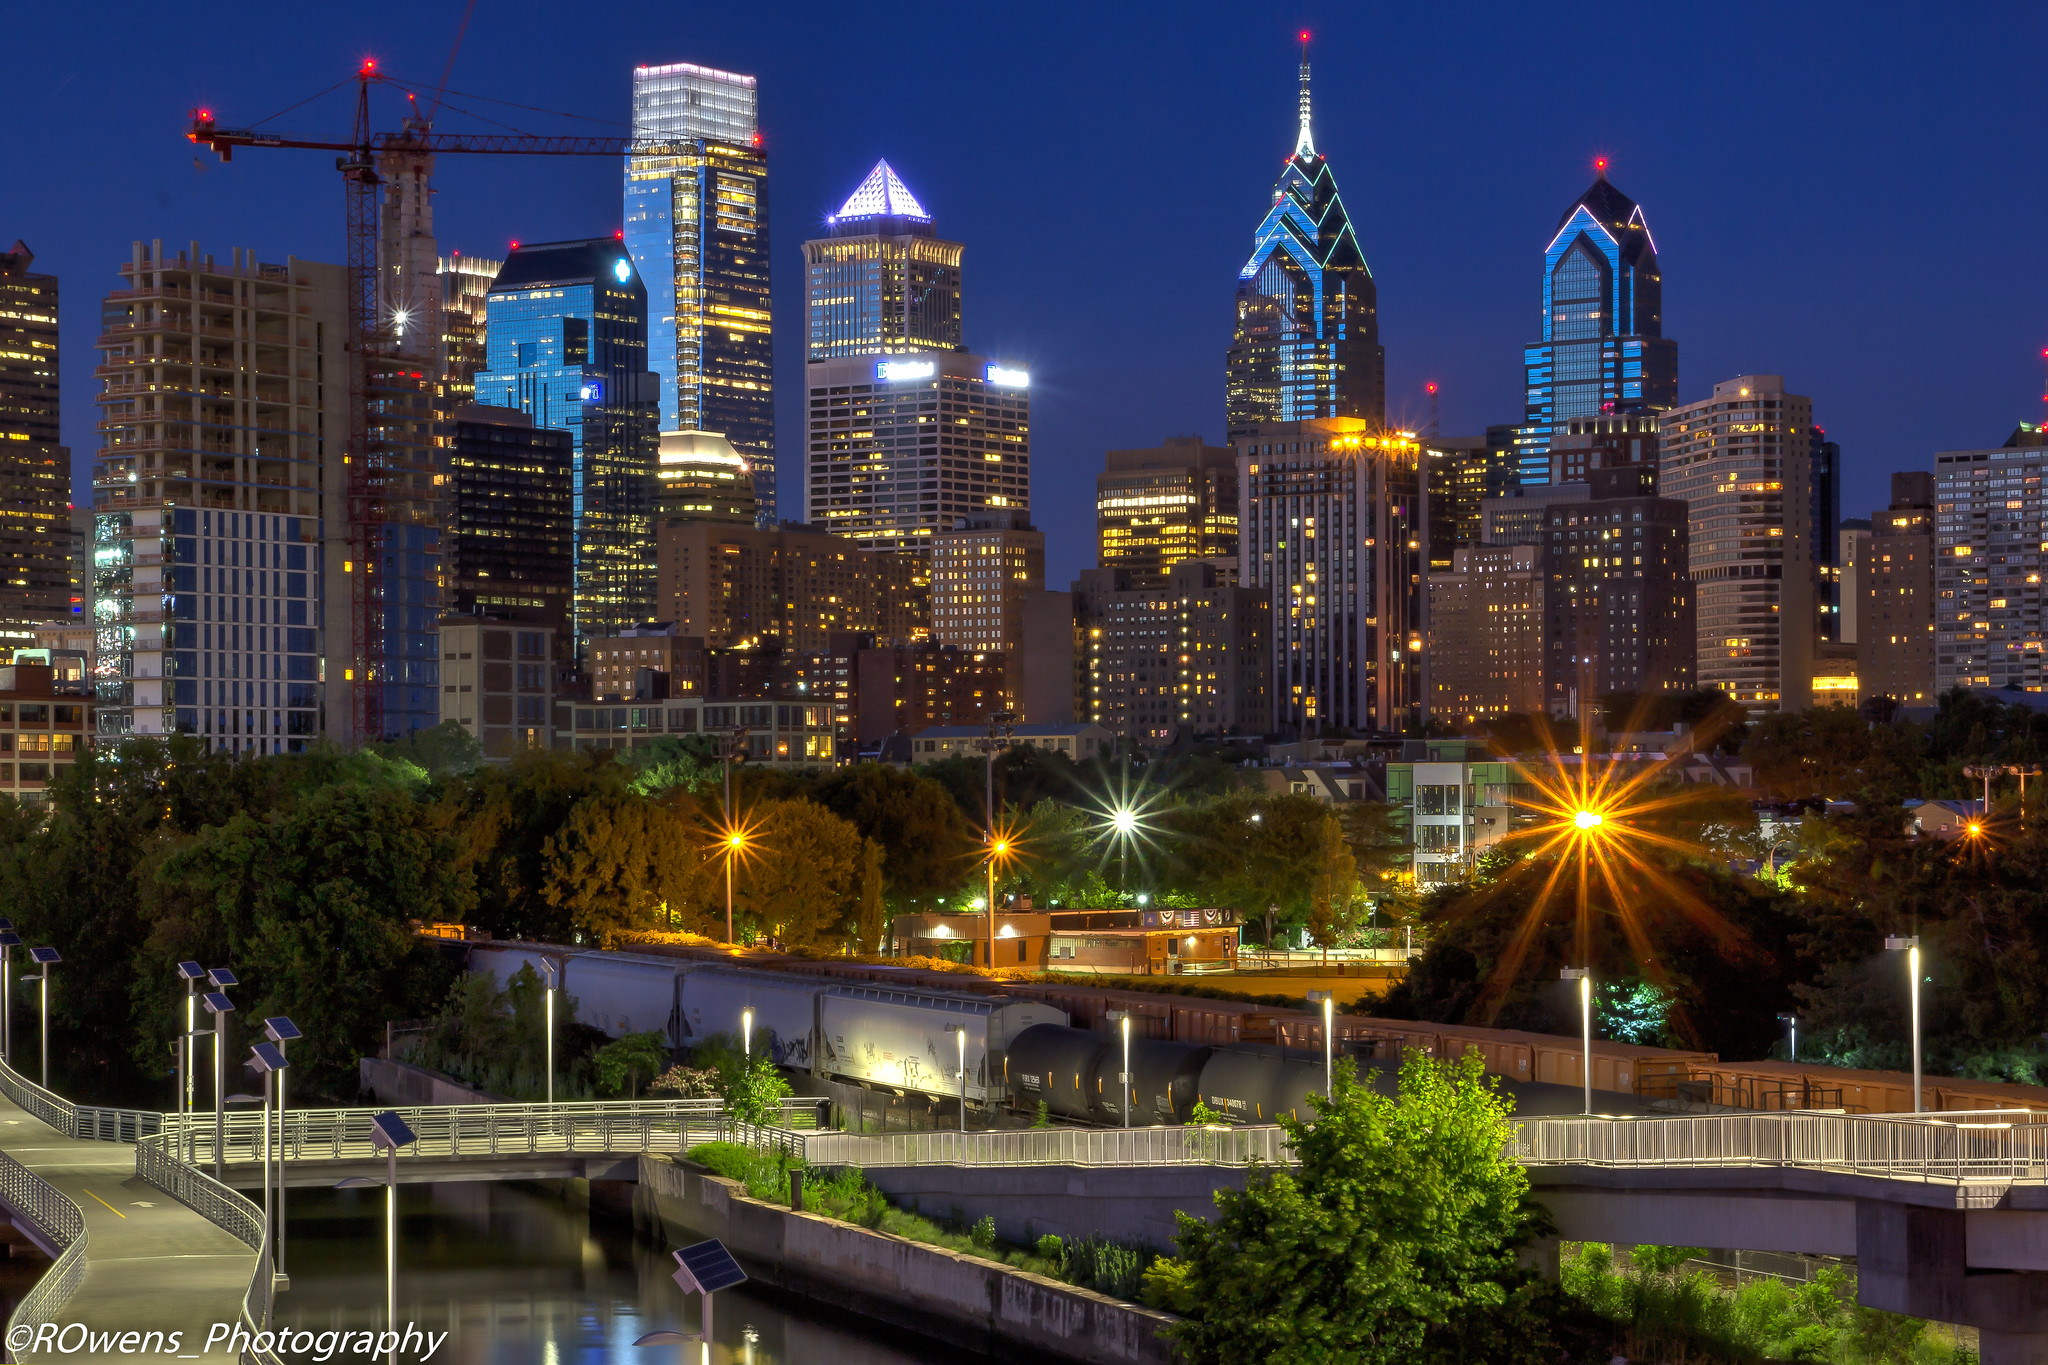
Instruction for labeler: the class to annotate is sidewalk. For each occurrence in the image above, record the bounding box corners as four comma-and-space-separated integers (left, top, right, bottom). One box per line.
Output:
0, 1091, 250, 1361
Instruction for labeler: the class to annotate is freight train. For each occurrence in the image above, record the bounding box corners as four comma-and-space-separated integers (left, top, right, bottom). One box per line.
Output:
465, 943, 1602, 1122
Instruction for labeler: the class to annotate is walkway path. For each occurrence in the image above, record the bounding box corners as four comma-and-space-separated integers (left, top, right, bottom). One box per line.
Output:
0, 1090, 248, 1362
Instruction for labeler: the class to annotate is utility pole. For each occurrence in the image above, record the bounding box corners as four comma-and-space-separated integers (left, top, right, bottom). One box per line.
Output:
975, 710, 1016, 967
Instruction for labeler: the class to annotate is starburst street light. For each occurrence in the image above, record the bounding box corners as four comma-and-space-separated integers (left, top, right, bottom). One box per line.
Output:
710, 815, 764, 946
1573, 809, 1604, 831
982, 820, 1024, 967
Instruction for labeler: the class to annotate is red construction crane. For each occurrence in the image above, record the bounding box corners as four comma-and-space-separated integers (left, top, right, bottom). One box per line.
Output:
186, 61, 664, 743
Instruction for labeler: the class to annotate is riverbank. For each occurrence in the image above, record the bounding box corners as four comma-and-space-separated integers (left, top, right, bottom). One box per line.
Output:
631, 1155, 1175, 1365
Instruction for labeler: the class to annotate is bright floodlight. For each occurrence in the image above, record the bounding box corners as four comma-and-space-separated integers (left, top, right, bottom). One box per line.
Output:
1573, 809, 1604, 831
1967, 821, 1984, 836
1112, 808, 1139, 835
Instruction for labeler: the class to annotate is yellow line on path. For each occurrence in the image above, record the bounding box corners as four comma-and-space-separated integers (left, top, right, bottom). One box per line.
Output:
83, 1189, 127, 1218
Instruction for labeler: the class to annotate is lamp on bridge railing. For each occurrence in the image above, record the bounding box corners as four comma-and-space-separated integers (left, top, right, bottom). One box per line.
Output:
264, 1016, 302, 1285
243, 1040, 288, 1311
25, 947, 58, 1089
1560, 968, 1592, 1116
1886, 935, 1924, 1114
201, 987, 235, 1180
336, 1110, 417, 1365
539, 960, 559, 1107
174, 962, 205, 1160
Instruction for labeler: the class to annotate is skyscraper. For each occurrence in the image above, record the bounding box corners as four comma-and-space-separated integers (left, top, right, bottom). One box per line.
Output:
0, 242, 71, 646
444, 405, 575, 634
624, 62, 774, 518
804, 161, 963, 361
436, 253, 503, 415
1541, 465, 1694, 715
931, 512, 1045, 710
1238, 418, 1425, 735
1077, 561, 1268, 743
1427, 545, 1545, 721
1517, 166, 1677, 486
1225, 48, 1383, 440
655, 429, 756, 525
1860, 472, 1934, 706
1095, 436, 1239, 586
472, 239, 661, 643
1932, 439, 2048, 694
1660, 375, 1814, 710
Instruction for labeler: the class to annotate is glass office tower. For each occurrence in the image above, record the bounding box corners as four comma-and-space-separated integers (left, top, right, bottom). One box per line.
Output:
804, 161, 963, 362
1225, 51, 1383, 441
624, 62, 774, 522
472, 239, 660, 643
1517, 169, 1678, 486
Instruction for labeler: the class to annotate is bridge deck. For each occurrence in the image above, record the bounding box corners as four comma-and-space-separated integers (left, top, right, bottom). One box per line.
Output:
0, 1090, 249, 1361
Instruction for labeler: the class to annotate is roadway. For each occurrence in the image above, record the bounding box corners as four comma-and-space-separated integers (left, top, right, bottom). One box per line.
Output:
0, 1089, 250, 1361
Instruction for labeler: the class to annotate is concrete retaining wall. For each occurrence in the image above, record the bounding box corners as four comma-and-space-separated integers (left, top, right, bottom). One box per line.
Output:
357, 1056, 506, 1106
633, 1155, 1177, 1365
859, 1163, 1247, 1251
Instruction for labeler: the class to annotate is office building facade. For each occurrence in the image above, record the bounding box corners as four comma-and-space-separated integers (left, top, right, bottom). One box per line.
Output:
445, 405, 575, 633
93, 242, 353, 750
473, 239, 661, 643
1237, 418, 1425, 735
655, 429, 756, 524
624, 62, 774, 517
1542, 466, 1694, 715
1437, 426, 1520, 555
1932, 441, 2048, 693
1096, 436, 1239, 586
1517, 170, 1677, 486
0, 242, 70, 646
931, 513, 1043, 709
439, 617, 555, 758
1077, 560, 1269, 744
804, 161, 963, 362
1660, 375, 1814, 710
1860, 472, 1935, 706
436, 254, 502, 416
854, 641, 1006, 743
1427, 544, 1546, 721
657, 520, 927, 653
805, 350, 1030, 552
1225, 52, 1383, 440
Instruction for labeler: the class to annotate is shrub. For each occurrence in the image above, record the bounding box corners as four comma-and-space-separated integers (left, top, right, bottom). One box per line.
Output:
970, 1215, 997, 1250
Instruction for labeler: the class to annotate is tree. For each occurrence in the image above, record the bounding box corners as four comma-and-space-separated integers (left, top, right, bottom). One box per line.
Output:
541, 790, 706, 945
855, 839, 887, 953
813, 763, 977, 905
733, 799, 865, 948
1304, 811, 1361, 957
620, 735, 722, 798
592, 1031, 668, 1098
1159, 1050, 1554, 1365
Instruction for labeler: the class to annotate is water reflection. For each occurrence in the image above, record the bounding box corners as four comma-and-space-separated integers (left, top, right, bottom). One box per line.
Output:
273, 1181, 958, 1365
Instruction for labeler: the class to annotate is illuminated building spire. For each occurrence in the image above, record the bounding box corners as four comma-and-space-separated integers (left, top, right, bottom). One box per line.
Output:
1295, 33, 1315, 159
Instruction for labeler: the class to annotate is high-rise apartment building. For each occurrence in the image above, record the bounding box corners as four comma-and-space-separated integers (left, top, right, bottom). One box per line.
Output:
804, 162, 963, 362
1437, 426, 1520, 555
0, 242, 70, 646
657, 520, 927, 653
1095, 437, 1239, 586
1427, 544, 1545, 721
436, 254, 502, 415
1660, 375, 1814, 710
1541, 466, 1694, 715
1835, 519, 1872, 645
854, 641, 1006, 743
1517, 169, 1677, 486
1860, 472, 1935, 706
624, 62, 774, 517
655, 429, 756, 525
931, 513, 1044, 708
805, 350, 1030, 552
1811, 428, 1844, 642
93, 242, 355, 750
444, 405, 574, 634
472, 239, 661, 643
1545, 414, 1661, 487
1077, 560, 1269, 744
1931, 439, 2048, 693
1237, 418, 1425, 735
1225, 51, 1383, 439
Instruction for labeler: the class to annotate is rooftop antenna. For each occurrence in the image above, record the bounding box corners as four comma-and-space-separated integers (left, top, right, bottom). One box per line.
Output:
1295, 32, 1315, 159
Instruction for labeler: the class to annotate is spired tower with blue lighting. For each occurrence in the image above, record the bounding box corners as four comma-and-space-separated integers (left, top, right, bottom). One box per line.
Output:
1225, 45, 1384, 441
472, 239, 661, 645
1516, 165, 1678, 486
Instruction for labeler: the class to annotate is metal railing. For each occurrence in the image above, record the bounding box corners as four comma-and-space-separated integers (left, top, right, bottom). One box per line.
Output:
0, 1062, 76, 1137
1520, 1110, 2048, 1189
799, 1123, 1295, 1169
134, 1132, 280, 1365
0, 1058, 161, 1144
0, 1146, 88, 1360
166, 1096, 825, 1169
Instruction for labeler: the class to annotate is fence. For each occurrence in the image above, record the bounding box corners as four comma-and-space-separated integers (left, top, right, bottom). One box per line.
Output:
0, 1057, 161, 1144
799, 1122, 1294, 1169
134, 1132, 280, 1365
167, 1096, 826, 1169
1520, 1110, 2048, 1188
0, 1144, 87, 1360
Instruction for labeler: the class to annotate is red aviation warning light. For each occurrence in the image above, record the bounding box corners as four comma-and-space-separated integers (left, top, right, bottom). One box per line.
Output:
1594, 155, 1609, 174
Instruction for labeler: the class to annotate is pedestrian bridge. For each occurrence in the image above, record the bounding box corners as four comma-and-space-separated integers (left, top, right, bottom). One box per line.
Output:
9, 1056, 2048, 1363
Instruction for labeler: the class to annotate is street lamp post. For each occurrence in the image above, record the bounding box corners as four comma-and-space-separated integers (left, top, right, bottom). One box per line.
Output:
26, 948, 58, 1089
1778, 1012, 1797, 1063
635, 1240, 747, 1365
201, 982, 236, 1179
174, 962, 204, 1158
0, 921, 17, 1066
1886, 935, 1923, 1113
742, 1006, 754, 1062
1321, 994, 1334, 1098
1561, 968, 1592, 1116
264, 1017, 302, 1282
976, 711, 1017, 964
539, 959, 558, 1106
243, 1042, 288, 1293
950, 1024, 966, 1132
336, 1111, 417, 1365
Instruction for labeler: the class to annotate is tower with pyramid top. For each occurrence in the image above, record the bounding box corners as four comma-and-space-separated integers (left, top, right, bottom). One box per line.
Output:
803, 159, 964, 362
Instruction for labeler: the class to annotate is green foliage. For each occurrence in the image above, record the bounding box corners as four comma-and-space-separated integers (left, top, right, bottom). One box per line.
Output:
1034, 1233, 1064, 1267
401, 966, 595, 1101
1139, 1254, 1198, 1314
370, 720, 484, 780
813, 764, 977, 906
540, 789, 704, 946
1063, 1237, 1151, 1299
1186, 1099, 1224, 1126
970, 1215, 997, 1250
591, 1030, 668, 1098
720, 1052, 794, 1125
647, 1064, 720, 1098
619, 735, 721, 798
1031, 1099, 1051, 1129
1163, 1049, 1553, 1365
855, 838, 886, 954
731, 799, 866, 948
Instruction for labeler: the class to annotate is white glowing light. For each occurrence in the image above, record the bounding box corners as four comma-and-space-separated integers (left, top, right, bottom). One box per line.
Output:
877, 359, 935, 383
985, 365, 1029, 389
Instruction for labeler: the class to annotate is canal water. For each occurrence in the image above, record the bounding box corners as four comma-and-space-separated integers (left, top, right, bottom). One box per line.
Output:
270, 1181, 962, 1365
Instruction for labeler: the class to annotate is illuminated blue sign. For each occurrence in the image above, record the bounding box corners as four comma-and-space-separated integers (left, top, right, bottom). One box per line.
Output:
985, 365, 1029, 389
876, 359, 936, 383
579, 379, 604, 403
613, 259, 632, 283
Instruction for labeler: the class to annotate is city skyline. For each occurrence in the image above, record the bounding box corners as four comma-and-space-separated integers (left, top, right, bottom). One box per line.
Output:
8, 3, 2048, 588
